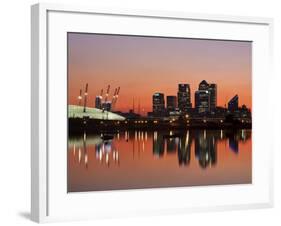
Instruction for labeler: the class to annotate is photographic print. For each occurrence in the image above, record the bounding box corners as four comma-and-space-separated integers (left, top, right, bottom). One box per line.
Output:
67, 33, 252, 192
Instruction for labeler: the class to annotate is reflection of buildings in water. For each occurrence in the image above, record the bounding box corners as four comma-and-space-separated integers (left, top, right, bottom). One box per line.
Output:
104, 141, 112, 166
177, 131, 191, 166
69, 133, 120, 168
132, 131, 147, 159
153, 131, 165, 157
240, 129, 251, 142
241, 129, 246, 141
225, 130, 240, 153
166, 137, 177, 153
124, 131, 130, 141
69, 129, 251, 170
152, 130, 192, 166
226, 129, 252, 153
83, 132, 88, 169
95, 138, 120, 167
229, 134, 239, 153
95, 142, 102, 160
195, 130, 217, 169
72, 143, 76, 158
220, 129, 224, 140
166, 131, 180, 153
69, 139, 82, 165
78, 147, 81, 164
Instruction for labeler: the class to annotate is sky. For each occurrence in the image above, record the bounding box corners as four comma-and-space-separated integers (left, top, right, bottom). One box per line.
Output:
68, 33, 252, 115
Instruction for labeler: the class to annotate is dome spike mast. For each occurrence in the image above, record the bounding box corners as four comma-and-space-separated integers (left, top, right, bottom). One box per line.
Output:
78, 89, 82, 106
100, 88, 103, 100
83, 83, 88, 113
112, 87, 120, 111
115, 86, 120, 108
111, 88, 118, 109
102, 85, 111, 114
104, 85, 110, 103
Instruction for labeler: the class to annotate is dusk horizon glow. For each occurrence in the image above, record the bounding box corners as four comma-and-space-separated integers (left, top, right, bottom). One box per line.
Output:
68, 33, 252, 115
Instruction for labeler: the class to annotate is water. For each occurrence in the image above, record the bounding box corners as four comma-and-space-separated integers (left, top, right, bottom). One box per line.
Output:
68, 129, 252, 192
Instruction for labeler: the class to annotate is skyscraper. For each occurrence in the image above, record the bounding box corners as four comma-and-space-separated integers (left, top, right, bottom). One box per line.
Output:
195, 80, 217, 113
228, 95, 239, 112
177, 84, 191, 112
208, 83, 217, 111
153, 93, 165, 115
195, 90, 210, 113
166, 95, 177, 112
198, 80, 209, 91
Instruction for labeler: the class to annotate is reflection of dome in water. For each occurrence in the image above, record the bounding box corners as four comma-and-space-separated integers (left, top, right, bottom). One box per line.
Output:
68, 134, 103, 147
68, 105, 125, 120
104, 143, 112, 153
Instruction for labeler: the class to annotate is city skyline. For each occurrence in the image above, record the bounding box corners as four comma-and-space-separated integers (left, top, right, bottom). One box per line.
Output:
68, 33, 252, 115
74, 80, 249, 116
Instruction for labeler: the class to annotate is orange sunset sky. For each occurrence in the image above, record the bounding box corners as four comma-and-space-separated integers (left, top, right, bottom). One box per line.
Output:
68, 33, 252, 114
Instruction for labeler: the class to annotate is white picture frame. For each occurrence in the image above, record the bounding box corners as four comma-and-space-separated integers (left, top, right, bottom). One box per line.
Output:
31, 3, 274, 223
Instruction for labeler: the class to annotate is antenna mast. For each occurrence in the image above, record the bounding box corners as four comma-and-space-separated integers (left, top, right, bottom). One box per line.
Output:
138, 98, 140, 115
132, 97, 135, 113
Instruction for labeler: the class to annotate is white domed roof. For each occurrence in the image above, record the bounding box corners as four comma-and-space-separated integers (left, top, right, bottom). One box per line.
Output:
68, 105, 125, 121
